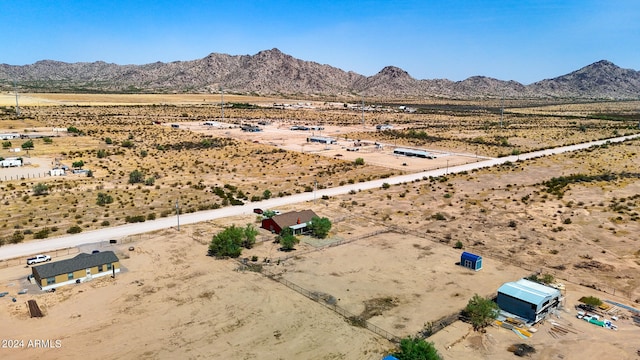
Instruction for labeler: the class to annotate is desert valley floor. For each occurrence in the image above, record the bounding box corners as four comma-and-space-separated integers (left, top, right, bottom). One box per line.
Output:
0, 94, 639, 359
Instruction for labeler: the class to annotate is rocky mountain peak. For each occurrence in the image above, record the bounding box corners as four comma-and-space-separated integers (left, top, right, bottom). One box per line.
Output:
1, 50, 638, 99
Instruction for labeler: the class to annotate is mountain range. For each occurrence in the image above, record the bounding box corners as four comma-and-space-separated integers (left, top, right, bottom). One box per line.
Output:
1, 48, 639, 99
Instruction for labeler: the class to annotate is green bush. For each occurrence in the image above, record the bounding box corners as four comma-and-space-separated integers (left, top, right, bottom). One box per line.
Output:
96, 192, 113, 206
125, 215, 146, 223
33, 228, 51, 239
432, 213, 446, 221
67, 226, 82, 234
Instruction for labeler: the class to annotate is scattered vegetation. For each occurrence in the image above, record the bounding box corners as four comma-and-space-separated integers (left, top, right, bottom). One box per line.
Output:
462, 294, 500, 331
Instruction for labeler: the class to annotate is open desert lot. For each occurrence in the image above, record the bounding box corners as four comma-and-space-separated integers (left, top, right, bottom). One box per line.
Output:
1, 94, 640, 359
1, 218, 639, 360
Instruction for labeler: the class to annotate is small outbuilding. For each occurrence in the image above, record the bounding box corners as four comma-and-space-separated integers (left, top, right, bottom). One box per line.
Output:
261, 210, 319, 235
460, 251, 483, 271
32, 251, 120, 291
49, 168, 65, 176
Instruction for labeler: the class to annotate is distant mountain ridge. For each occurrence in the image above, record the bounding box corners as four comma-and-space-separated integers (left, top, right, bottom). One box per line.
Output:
1, 49, 639, 99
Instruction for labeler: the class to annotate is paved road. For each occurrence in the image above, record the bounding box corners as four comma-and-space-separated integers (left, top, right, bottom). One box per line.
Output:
1, 133, 638, 261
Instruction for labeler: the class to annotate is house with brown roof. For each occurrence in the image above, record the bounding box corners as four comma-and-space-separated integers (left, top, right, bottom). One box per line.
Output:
261, 210, 319, 235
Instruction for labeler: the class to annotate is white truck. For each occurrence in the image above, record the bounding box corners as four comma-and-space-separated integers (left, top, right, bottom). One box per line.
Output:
26, 254, 51, 265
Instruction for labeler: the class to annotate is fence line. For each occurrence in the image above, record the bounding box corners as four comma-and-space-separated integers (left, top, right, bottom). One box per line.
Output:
0, 247, 79, 269
0, 172, 57, 181
259, 267, 400, 343
270, 228, 393, 264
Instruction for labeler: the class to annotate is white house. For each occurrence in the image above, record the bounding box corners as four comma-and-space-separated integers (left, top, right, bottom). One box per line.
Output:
0, 157, 22, 167
49, 168, 65, 176
0, 134, 20, 140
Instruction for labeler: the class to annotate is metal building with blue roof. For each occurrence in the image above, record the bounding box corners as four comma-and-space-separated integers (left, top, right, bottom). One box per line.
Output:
497, 278, 562, 323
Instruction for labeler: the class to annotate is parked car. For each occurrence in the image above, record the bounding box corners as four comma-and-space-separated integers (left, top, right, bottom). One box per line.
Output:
26, 254, 51, 265
92, 250, 100, 254
253, 208, 264, 214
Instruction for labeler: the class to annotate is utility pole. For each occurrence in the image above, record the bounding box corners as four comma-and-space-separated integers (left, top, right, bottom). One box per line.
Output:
361, 95, 365, 127
220, 87, 224, 122
313, 179, 318, 204
175, 199, 180, 231
500, 93, 504, 128
14, 80, 20, 117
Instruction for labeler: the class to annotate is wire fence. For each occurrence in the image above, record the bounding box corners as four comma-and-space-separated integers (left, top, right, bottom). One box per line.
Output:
0, 247, 80, 269
0, 172, 58, 181
261, 268, 400, 343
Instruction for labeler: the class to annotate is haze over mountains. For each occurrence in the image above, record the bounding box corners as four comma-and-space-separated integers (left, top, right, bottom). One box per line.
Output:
1, 48, 639, 99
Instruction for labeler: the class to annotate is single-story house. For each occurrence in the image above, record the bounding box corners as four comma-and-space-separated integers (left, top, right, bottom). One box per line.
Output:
49, 168, 65, 176
307, 136, 336, 144
497, 278, 562, 323
0, 157, 22, 167
31, 251, 120, 291
261, 210, 319, 235
460, 251, 483, 271
0, 133, 20, 140
393, 147, 435, 159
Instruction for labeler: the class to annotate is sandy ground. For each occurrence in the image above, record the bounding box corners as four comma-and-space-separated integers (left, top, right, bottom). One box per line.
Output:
175, 119, 483, 172
1, 217, 638, 360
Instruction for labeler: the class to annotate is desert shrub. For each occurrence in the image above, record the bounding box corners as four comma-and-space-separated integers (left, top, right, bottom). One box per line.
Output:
10, 231, 24, 244
432, 213, 446, 221
121, 140, 134, 148
125, 215, 145, 223
104, 137, 113, 144
33, 183, 49, 196
354, 157, 365, 165
67, 126, 82, 134
262, 189, 272, 199
33, 228, 51, 239
67, 225, 82, 234
129, 170, 144, 184
453, 241, 463, 249
146, 213, 156, 221
96, 192, 113, 206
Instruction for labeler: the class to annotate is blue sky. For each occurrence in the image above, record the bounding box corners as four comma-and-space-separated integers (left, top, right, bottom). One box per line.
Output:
2, 0, 638, 84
